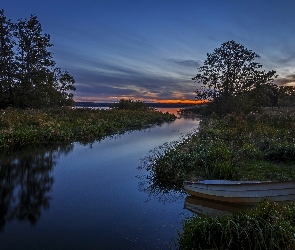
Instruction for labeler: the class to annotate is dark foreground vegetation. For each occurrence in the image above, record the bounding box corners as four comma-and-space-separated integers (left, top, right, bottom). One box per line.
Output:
0, 106, 175, 150
179, 200, 295, 250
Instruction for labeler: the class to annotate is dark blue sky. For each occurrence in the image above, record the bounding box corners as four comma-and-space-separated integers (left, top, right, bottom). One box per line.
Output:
2, 0, 295, 102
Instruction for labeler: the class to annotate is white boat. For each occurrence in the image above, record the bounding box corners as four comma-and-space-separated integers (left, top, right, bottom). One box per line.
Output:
183, 180, 295, 205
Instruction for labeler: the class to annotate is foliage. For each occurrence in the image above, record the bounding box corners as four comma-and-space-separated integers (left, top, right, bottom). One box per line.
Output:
140, 108, 295, 188
0, 10, 15, 108
178, 201, 295, 250
0, 107, 175, 150
277, 86, 295, 107
192, 40, 281, 115
0, 9, 75, 108
110, 99, 149, 110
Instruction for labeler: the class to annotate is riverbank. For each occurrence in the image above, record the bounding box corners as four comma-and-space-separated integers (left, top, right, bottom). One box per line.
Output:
0, 107, 176, 150
142, 106, 295, 249
143, 107, 295, 188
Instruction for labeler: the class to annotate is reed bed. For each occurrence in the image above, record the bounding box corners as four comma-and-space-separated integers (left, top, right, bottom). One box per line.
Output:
178, 201, 295, 250
141, 107, 295, 186
0, 107, 175, 150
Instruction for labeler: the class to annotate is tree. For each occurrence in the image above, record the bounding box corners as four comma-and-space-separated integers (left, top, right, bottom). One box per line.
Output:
110, 99, 149, 110
192, 40, 277, 114
14, 15, 56, 108
48, 68, 76, 107
0, 9, 16, 108
0, 11, 75, 109
277, 86, 295, 107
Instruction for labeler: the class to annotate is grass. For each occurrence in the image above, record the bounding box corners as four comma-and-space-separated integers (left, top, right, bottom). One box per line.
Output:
178, 201, 295, 250
140, 107, 295, 249
141, 107, 295, 187
0, 107, 176, 150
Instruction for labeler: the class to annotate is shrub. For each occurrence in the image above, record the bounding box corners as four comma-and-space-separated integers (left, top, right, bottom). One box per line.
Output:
110, 99, 149, 111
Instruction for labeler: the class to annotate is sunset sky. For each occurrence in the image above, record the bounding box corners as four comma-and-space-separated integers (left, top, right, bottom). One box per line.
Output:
2, 0, 295, 103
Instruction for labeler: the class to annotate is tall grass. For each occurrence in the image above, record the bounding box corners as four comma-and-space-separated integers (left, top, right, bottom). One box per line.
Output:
178, 201, 295, 250
0, 107, 176, 150
140, 107, 295, 186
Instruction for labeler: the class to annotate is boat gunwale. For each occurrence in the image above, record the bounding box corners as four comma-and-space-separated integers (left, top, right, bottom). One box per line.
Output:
183, 180, 295, 204
183, 179, 295, 186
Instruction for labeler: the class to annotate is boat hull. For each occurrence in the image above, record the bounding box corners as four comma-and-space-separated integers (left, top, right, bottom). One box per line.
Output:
183, 180, 295, 205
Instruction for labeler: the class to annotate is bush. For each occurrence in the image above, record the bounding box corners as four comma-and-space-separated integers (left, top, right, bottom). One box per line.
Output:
110, 99, 149, 111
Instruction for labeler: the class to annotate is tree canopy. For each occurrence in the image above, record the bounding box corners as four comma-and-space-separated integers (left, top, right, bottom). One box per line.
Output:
0, 9, 75, 109
192, 40, 293, 114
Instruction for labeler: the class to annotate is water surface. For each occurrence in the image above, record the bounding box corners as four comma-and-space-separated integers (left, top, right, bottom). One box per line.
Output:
0, 114, 199, 250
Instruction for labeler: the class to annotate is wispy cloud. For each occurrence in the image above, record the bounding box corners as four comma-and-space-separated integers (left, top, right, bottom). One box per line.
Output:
169, 59, 201, 68
6, 0, 294, 102
275, 74, 295, 86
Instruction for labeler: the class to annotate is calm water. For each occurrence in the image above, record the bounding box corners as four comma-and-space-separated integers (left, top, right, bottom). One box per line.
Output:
0, 112, 200, 250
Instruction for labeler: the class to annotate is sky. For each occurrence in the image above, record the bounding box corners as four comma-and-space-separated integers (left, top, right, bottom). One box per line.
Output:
2, 0, 295, 103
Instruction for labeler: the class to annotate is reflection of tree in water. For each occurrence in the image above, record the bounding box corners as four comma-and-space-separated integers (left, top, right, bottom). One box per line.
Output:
137, 176, 186, 204
137, 165, 186, 204
0, 144, 73, 231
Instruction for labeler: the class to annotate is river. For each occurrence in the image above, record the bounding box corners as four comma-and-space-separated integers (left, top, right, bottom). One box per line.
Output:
0, 109, 199, 250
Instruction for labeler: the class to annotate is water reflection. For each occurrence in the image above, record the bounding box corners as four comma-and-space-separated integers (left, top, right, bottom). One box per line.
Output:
0, 117, 199, 250
137, 174, 186, 204
157, 107, 201, 121
0, 144, 73, 231
184, 196, 251, 216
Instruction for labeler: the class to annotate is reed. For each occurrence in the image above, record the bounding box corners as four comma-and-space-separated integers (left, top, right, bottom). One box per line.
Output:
178, 201, 295, 250
0, 107, 176, 150
141, 107, 295, 185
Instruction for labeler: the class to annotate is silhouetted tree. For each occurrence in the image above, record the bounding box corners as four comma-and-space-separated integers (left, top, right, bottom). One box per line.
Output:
0, 9, 16, 108
0, 10, 75, 108
111, 99, 149, 110
14, 15, 56, 108
193, 40, 277, 114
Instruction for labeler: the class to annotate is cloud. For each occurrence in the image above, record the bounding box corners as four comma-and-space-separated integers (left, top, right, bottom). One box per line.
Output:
55, 48, 199, 101
275, 73, 295, 86
169, 59, 201, 68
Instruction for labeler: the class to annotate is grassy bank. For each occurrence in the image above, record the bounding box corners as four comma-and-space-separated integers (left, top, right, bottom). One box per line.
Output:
0, 107, 176, 150
142, 107, 295, 188
140, 107, 295, 249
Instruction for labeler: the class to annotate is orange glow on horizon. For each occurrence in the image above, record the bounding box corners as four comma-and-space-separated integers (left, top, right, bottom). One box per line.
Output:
74, 97, 210, 104
155, 99, 209, 104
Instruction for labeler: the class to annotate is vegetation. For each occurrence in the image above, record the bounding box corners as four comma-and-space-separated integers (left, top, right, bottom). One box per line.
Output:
0, 107, 175, 150
110, 99, 150, 110
178, 201, 295, 250
192, 40, 295, 115
0, 9, 75, 109
141, 108, 295, 189
141, 107, 295, 249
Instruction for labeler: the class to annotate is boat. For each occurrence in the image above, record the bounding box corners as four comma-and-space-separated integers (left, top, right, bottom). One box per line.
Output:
183, 179, 295, 205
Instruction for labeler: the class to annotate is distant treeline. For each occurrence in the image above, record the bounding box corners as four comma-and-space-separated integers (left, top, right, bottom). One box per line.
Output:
75, 101, 198, 108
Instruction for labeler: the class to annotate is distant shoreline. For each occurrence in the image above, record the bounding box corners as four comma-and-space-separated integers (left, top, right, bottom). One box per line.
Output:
75, 101, 199, 108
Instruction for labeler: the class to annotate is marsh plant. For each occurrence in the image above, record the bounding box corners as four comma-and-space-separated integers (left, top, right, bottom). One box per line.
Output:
0, 107, 175, 150
178, 201, 295, 250
141, 107, 295, 189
